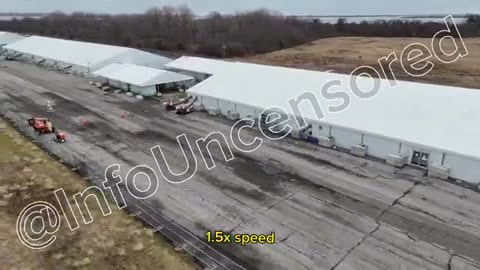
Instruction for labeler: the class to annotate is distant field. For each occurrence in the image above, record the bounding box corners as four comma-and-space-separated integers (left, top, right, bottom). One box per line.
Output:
246, 36, 480, 89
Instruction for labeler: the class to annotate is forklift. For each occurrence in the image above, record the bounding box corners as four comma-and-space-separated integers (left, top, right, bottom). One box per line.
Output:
28, 117, 55, 134
28, 117, 66, 143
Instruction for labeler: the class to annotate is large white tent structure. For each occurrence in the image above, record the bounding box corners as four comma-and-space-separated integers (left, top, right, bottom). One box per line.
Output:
0, 32, 26, 47
173, 57, 480, 185
93, 63, 194, 96
4, 36, 171, 76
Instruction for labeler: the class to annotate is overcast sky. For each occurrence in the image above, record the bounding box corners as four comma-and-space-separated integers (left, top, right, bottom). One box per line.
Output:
0, 0, 479, 16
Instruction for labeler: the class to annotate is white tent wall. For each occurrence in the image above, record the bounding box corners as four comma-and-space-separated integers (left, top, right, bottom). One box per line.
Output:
163, 81, 190, 89
363, 135, 401, 159
125, 50, 171, 68
17, 53, 44, 66
132, 85, 156, 96
312, 124, 331, 138
93, 63, 193, 96
107, 79, 157, 96
326, 127, 454, 171
164, 56, 236, 81
266, 113, 301, 133
0, 32, 26, 46
4, 36, 172, 78
5, 48, 15, 56
197, 95, 218, 110
236, 104, 258, 119
110, 80, 131, 92
317, 124, 480, 185
93, 49, 170, 71
195, 95, 259, 120
45, 59, 88, 75
399, 144, 440, 165
181, 57, 480, 185
311, 123, 403, 160
330, 127, 362, 149
44, 58, 56, 67
193, 93, 480, 185
4, 36, 129, 66
218, 100, 236, 115
5, 48, 28, 59
443, 155, 480, 184
6, 50, 90, 75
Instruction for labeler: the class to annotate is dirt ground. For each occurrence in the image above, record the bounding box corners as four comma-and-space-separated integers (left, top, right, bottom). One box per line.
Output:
0, 120, 199, 270
1, 61, 480, 270
246, 37, 480, 89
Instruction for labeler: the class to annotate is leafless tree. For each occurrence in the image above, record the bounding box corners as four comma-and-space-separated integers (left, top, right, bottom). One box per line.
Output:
0, 5, 478, 58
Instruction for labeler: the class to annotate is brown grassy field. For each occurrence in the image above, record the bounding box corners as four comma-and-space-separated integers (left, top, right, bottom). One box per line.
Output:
246, 36, 480, 89
0, 120, 199, 270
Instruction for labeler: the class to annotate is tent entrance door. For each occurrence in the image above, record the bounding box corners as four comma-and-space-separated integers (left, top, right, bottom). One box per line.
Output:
411, 151, 429, 168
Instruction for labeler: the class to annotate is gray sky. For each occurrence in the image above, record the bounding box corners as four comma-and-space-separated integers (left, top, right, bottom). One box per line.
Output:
0, 0, 478, 16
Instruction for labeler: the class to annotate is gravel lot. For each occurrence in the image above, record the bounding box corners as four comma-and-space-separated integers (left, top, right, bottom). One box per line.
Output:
1, 61, 480, 270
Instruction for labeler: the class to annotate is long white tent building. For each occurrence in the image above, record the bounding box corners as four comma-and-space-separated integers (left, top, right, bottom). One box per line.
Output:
4, 35, 171, 76
166, 56, 480, 185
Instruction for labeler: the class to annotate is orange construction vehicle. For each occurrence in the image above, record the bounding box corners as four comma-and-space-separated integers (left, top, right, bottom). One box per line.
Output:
28, 117, 67, 143
28, 118, 55, 135
55, 131, 66, 143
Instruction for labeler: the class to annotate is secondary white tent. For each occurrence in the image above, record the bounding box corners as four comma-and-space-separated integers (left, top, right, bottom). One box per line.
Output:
164, 56, 235, 81
184, 59, 480, 185
94, 63, 194, 96
0, 32, 26, 46
4, 36, 171, 76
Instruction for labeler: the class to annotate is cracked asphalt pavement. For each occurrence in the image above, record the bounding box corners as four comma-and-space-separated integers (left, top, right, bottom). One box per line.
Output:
1, 61, 480, 270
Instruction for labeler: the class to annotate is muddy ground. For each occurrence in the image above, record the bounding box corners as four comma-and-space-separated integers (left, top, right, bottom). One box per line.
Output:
1, 61, 480, 270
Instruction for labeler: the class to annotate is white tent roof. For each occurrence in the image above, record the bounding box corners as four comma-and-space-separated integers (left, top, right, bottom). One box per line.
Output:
0, 32, 26, 46
4, 36, 171, 70
94, 63, 194, 87
187, 61, 480, 160
5, 36, 129, 67
165, 56, 235, 75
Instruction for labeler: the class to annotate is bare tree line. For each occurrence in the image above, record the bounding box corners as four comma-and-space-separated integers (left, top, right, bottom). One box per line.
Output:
0, 6, 479, 58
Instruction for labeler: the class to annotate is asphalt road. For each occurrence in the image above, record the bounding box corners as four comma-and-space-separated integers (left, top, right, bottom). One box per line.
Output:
1, 61, 480, 270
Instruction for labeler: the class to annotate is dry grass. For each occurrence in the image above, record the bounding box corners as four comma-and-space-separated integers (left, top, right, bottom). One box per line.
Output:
0, 120, 199, 270
246, 36, 480, 89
